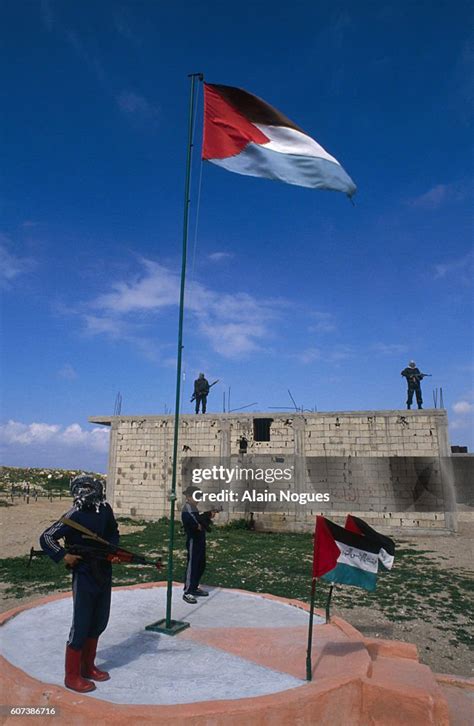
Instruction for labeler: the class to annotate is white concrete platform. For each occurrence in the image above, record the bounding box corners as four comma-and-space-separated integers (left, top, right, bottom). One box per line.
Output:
1, 586, 323, 705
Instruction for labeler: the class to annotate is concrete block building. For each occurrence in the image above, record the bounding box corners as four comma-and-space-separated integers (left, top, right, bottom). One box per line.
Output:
90, 409, 458, 532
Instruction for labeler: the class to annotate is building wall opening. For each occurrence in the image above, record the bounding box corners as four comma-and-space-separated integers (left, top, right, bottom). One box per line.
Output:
253, 418, 273, 442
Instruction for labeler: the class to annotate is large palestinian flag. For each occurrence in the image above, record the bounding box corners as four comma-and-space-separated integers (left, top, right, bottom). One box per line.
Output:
313, 515, 381, 591
345, 514, 395, 571
202, 83, 356, 197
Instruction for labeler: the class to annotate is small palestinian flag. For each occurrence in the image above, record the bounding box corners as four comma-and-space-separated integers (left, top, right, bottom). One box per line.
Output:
202, 83, 356, 197
345, 514, 395, 571
313, 515, 380, 591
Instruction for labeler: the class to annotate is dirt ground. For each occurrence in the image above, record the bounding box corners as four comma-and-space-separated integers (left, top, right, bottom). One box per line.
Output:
0, 499, 145, 613
1, 499, 472, 678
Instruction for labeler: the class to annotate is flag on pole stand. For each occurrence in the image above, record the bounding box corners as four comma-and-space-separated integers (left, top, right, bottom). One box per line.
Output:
306, 516, 395, 681
313, 515, 382, 591
149, 74, 356, 637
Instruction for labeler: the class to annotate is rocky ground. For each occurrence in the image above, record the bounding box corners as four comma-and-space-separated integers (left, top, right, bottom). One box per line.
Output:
1, 497, 472, 678
337, 521, 474, 678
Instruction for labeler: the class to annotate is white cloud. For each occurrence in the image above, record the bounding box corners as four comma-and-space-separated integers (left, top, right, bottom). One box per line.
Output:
116, 91, 159, 121
407, 182, 466, 210
58, 364, 78, 380
308, 311, 336, 333
294, 344, 354, 365
64, 29, 109, 88
432, 250, 473, 282
199, 320, 267, 358
208, 252, 234, 262
2, 421, 60, 444
372, 342, 407, 356
450, 396, 474, 443
296, 348, 322, 364
0, 420, 109, 452
330, 345, 355, 361
39, 7, 153, 127
449, 418, 473, 433
112, 7, 142, 45
0, 420, 110, 471
452, 400, 474, 414
83, 314, 132, 339
0, 238, 34, 287
408, 184, 451, 209
85, 258, 282, 358
94, 260, 178, 313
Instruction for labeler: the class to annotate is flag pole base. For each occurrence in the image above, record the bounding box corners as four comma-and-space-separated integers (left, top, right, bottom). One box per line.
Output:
145, 619, 190, 636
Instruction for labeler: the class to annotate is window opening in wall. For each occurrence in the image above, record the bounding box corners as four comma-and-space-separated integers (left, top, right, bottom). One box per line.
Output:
253, 418, 273, 442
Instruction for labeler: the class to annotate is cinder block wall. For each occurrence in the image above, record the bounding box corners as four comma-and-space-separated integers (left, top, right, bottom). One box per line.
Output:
452, 454, 474, 506
90, 409, 455, 531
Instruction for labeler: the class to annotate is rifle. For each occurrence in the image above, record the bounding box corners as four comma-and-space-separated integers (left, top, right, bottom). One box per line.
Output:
198, 505, 223, 531
190, 379, 219, 403
28, 544, 162, 570
29, 516, 163, 571
405, 372, 432, 384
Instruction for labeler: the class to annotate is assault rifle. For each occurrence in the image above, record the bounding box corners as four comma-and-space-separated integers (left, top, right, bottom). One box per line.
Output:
28, 544, 162, 570
404, 372, 432, 383
190, 379, 219, 403
29, 516, 163, 571
198, 504, 223, 532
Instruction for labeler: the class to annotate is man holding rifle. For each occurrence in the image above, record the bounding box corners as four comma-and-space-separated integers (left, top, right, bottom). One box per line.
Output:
191, 373, 220, 414
401, 360, 431, 410
192, 372, 210, 414
40, 474, 120, 693
181, 485, 219, 604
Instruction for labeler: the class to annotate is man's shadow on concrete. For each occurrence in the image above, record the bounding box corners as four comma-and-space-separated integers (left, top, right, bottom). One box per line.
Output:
99, 630, 195, 670
100, 587, 221, 670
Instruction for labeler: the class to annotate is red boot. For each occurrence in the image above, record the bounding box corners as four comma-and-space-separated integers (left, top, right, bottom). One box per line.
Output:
81, 638, 110, 681
65, 645, 96, 693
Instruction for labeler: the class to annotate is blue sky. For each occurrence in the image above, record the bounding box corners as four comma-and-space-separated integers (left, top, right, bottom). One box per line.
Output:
1, 0, 473, 471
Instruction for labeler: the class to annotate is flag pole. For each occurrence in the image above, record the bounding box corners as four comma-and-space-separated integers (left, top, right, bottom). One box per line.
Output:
305, 576, 317, 681
146, 71, 204, 636
325, 583, 334, 624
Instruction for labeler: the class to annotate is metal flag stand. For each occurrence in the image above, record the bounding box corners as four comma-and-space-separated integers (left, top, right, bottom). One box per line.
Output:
146, 72, 204, 636
305, 577, 317, 681
325, 583, 334, 623
306, 580, 335, 681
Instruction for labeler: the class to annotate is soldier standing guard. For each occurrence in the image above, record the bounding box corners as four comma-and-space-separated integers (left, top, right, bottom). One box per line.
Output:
193, 373, 210, 414
181, 485, 217, 603
401, 360, 426, 410
40, 475, 120, 693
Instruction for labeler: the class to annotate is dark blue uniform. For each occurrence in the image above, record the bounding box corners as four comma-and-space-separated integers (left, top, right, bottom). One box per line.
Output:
181, 502, 206, 594
193, 377, 210, 414
401, 366, 424, 409
40, 503, 119, 650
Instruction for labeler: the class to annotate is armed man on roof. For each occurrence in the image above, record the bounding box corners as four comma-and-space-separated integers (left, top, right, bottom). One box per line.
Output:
401, 360, 431, 410
192, 373, 210, 414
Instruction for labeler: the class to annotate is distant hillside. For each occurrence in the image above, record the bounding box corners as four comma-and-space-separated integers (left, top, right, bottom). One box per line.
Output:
0, 466, 106, 498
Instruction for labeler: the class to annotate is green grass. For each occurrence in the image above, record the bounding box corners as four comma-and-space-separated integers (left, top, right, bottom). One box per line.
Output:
1, 519, 472, 650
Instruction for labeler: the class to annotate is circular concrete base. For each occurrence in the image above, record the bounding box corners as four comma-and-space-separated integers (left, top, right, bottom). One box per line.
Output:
0, 583, 458, 724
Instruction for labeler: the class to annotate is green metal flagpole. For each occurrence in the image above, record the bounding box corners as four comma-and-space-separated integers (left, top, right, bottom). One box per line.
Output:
325, 583, 334, 624
306, 577, 317, 681
146, 71, 203, 636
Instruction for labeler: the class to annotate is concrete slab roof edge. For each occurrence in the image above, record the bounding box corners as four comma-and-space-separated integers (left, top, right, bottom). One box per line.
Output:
89, 409, 448, 426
